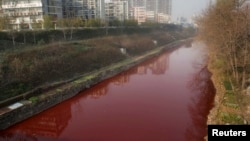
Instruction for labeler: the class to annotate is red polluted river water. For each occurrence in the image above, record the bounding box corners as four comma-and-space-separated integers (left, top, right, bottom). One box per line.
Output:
0, 41, 215, 141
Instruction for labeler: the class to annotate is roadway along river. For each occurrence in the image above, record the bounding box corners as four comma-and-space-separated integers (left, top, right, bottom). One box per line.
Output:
0, 41, 215, 141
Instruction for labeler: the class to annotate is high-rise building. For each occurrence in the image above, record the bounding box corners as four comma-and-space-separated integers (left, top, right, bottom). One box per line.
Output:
157, 0, 171, 23
111, 0, 134, 19
0, 0, 172, 31
0, 0, 107, 30
131, 0, 145, 7
133, 6, 145, 24
62, 0, 88, 18
158, 0, 171, 15
145, 0, 171, 23
63, 0, 105, 20
1, 0, 63, 30
145, 0, 156, 22
105, 0, 128, 22
126, 0, 171, 23
96, 0, 106, 20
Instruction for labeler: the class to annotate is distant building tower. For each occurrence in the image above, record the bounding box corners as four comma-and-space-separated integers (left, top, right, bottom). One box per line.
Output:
105, 0, 128, 22
63, 0, 105, 20
133, 6, 146, 24
157, 0, 171, 23
145, 0, 157, 22
62, 0, 88, 19
158, 0, 171, 16
145, 0, 171, 23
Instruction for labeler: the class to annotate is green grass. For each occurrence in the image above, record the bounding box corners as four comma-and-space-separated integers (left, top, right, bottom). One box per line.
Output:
223, 92, 237, 103
220, 112, 244, 124
29, 96, 39, 103
223, 80, 232, 91
56, 89, 63, 92
0, 31, 193, 102
0, 82, 32, 101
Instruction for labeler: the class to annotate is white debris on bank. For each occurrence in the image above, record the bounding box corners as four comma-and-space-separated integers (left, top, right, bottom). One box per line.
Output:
8, 103, 23, 110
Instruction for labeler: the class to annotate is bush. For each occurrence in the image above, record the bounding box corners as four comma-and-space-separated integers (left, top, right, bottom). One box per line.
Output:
37, 39, 45, 45
0, 28, 193, 101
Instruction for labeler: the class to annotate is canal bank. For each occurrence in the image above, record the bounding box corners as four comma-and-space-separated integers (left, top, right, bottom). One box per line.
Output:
0, 38, 192, 130
1, 40, 215, 141
206, 61, 225, 125
204, 56, 247, 141
206, 55, 246, 126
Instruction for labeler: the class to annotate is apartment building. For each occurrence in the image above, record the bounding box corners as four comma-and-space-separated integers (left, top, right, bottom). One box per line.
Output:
145, 0, 157, 19
1, 0, 63, 30
144, 0, 171, 23
1, 0, 106, 30
131, 0, 145, 7
62, 0, 88, 18
63, 0, 105, 20
158, 0, 171, 15
157, 13, 170, 23
133, 6, 145, 24
157, 0, 171, 23
125, 0, 171, 23
105, 0, 128, 22
113, 0, 128, 21
0, 0, 172, 30
105, 2, 115, 21
111, 0, 133, 19
96, 0, 105, 20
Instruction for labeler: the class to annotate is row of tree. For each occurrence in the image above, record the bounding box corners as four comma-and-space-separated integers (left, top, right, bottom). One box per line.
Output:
196, 0, 250, 90
0, 15, 139, 31
0, 15, 140, 44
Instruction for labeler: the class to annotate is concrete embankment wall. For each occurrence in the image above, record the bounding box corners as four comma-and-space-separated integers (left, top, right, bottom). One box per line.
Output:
0, 39, 191, 130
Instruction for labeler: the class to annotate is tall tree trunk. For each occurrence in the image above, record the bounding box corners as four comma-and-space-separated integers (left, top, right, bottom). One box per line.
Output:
70, 28, 73, 40
12, 36, 15, 46
23, 32, 26, 44
33, 32, 37, 44
241, 41, 249, 89
233, 51, 239, 84
63, 29, 67, 40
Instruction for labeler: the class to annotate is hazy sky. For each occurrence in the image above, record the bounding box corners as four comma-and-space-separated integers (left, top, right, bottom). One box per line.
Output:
172, 0, 210, 21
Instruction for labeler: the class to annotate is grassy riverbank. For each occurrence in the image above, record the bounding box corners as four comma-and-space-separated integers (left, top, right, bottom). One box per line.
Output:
0, 37, 192, 130
0, 29, 194, 103
207, 58, 245, 125
196, 0, 250, 126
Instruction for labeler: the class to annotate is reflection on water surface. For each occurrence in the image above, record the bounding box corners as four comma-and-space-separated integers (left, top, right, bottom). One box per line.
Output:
0, 42, 215, 141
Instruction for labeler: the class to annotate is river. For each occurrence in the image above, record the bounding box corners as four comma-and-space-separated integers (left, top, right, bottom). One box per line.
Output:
0, 41, 215, 141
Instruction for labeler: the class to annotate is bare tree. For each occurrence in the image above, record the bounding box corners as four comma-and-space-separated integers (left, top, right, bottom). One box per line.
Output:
0, 16, 9, 31
196, 0, 250, 90
31, 20, 42, 44
57, 18, 68, 40
43, 15, 54, 30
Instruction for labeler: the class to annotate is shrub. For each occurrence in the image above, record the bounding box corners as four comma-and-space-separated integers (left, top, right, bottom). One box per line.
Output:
0, 28, 193, 101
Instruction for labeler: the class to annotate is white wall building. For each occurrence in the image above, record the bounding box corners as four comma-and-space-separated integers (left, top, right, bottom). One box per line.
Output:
105, 1, 128, 22
113, 1, 128, 21
157, 13, 170, 23
1, 0, 106, 30
1, 0, 63, 30
145, 10, 154, 22
133, 6, 145, 24
96, 0, 105, 20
